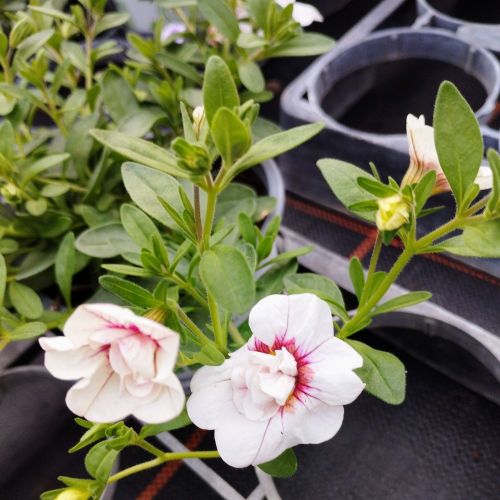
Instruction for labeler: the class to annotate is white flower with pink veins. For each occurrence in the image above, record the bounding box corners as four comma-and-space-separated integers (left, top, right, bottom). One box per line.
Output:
187, 293, 364, 467
39, 304, 185, 424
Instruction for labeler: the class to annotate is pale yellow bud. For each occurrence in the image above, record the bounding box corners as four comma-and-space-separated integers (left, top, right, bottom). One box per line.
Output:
375, 194, 409, 231
56, 487, 89, 500
192, 106, 205, 127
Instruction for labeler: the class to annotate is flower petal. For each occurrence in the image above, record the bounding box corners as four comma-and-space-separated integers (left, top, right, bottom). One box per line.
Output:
284, 398, 344, 446
66, 366, 137, 423
214, 410, 273, 467
133, 374, 185, 424
292, 2, 324, 26
154, 334, 180, 381
248, 294, 289, 347
40, 336, 106, 380
286, 293, 333, 354
190, 360, 233, 392
63, 303, 136, 347
187, 379, 235, 430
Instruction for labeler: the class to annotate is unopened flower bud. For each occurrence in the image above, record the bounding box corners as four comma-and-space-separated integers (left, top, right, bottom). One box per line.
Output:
56, 487, 90, 500
172, 137, 211, 175
375, 194, 409, 231
192, 106, 205, 138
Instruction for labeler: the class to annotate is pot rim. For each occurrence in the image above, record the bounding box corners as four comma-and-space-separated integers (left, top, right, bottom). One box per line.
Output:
306, 27, 500, 150
417, 0, 500, 28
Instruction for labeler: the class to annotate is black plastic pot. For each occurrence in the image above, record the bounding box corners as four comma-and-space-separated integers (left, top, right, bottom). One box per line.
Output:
0, 366, 118, 499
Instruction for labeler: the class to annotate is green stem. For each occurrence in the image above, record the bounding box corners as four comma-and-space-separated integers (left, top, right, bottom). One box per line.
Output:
84, 30, 94, 91
228, 322, 246, 346
107, 451, 219, 484
208, 293, 226, 352
339, 246, 414, 338
169, 274, 207, 307
136, 438, 165, 458
201, 183, 217, 251
174, 304, 212, 346
193, 185, 202, 242
359, 233, 382, 306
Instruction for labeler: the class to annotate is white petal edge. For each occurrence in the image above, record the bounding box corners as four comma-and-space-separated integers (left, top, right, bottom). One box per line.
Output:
133, 374, 186, 424
292, 2, 324, 26
187, 379, 235, 430
248, 294, 289, 347
40, 337, 106, 380
286, 293, 333, 354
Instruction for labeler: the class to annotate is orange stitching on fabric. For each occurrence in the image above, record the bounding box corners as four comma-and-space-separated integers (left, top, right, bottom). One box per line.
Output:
136, 429, 208, 500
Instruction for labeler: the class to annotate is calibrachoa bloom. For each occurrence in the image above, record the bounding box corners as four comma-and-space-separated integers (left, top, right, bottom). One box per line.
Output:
403, 114, 492, 193
187, 293, 364, 467
39, 304, 184, 424
276, 0, 324, 26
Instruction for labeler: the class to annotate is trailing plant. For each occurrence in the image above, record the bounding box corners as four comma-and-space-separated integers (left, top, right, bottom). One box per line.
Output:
0, 0, 331, 351
39, 73, 499, 498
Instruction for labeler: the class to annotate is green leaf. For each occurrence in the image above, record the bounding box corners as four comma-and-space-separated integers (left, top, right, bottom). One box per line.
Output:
486, 148, 500, 215
155, 53, 203, 84
122, 162, 184, 228
268, 33, 334, 57
193, 343, 226, 366
202, 56, 239, 126
258, 448, 297, 478
414, 170, 437, 215
433, 81, 483, 208
200, 245, 255, 313
198, 0, 240, 42
8, 282, 43, 319
85, 442, 119, 481
15, 29, 54, 61
260, 246, 314, 268
120, 204, 161, 250
231, 123, 324, 175
10, 321, 46, 340
318, 159, 376, 220
357, 177, 398, 198
211, 108, 252, 166
373, 291, 431, 315
346, 339, 406, 405
28, 5, 73, 23
21, 153, 70, 185
348, 257, 364, 300
15, 250, 56, 280
99, 275, 159, 308
139, 407, 191, 439
101, 264, 153, 277
101, 69, 139, 124
90, 129, 187, 178
238, 61, 265, 93
216, 183, 257, 224
55, 232, 76, 307
95, 12, 130, 36
284, 272, 346, 318
0, 119, 14, 158
0, 254, 6, 305
256, 259, 298, 301
462, 219, 500, 257
76, 223, 138, 258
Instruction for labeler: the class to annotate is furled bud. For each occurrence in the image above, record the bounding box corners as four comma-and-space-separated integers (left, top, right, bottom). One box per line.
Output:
375, 194, 409, 231
171, 137, 211, 175
56, 487, 90, 500
192, 106, 205, 138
